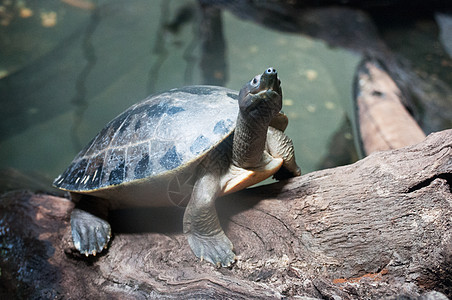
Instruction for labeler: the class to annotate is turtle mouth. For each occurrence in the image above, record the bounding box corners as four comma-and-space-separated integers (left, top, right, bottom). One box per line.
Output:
254, 67, 281, 96
238, 67, 283, 114
242, 68, 282, 115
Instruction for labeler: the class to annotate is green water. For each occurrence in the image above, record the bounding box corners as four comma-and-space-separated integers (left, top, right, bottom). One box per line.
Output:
0, 0, 364, 189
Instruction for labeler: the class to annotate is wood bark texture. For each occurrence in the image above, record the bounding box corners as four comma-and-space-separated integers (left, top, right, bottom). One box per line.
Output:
1, 130, 451, 299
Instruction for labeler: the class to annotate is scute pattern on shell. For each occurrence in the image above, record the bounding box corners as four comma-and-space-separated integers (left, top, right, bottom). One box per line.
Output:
54, 86, 239, 192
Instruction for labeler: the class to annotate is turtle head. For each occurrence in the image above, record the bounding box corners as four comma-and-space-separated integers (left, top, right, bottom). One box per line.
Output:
238, 67, 282, 120
232, 68, 283, 168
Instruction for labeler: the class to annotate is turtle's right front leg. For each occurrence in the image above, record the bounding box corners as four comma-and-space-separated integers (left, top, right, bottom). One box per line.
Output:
183, 169, 236, 268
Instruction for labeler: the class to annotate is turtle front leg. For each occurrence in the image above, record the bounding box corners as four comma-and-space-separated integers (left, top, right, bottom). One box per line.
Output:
183, 168, 236, 268
266, 126, 301, 179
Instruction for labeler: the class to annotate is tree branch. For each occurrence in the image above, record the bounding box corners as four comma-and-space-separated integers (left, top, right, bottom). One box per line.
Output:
1, 130, 451, 299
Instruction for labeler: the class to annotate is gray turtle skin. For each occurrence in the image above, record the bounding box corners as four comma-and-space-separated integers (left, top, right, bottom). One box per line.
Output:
54, 67, 301, 267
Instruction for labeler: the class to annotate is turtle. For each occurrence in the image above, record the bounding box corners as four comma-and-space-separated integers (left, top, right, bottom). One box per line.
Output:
53, 67, 301, 267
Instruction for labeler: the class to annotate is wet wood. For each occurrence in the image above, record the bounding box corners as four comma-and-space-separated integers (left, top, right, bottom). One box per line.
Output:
1, 130, 451, 299
355, 58, 426, 155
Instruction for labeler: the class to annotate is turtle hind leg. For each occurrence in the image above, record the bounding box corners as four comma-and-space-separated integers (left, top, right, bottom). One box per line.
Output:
70, 195, 111, 256
183, 168, 236, 268
71, 209, 111, 256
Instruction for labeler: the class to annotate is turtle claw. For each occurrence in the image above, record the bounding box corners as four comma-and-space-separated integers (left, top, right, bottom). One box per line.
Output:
187, 231, 236, 268
70, 208, 111, 257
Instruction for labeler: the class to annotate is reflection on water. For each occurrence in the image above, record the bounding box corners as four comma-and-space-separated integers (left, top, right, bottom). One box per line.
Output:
0, 0, 450, 191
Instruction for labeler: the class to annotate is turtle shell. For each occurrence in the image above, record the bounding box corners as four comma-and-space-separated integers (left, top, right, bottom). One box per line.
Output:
54, 86, 239, 195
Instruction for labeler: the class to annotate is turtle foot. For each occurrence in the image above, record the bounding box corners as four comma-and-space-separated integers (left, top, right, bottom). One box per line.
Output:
186, 231, 236, 268
70, 208, 111, 256
273, 164, 301, 180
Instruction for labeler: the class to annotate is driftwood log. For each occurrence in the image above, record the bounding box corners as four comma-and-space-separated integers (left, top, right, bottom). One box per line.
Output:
354, 57, 426, 156
1, 129, 451, 299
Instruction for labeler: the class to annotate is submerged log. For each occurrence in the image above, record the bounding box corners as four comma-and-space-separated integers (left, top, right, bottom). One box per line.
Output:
1, 130, 451, 299
354, 57, 426, 156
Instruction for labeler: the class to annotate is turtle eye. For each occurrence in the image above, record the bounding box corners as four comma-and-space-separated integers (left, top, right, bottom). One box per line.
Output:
251, 76, 259, 86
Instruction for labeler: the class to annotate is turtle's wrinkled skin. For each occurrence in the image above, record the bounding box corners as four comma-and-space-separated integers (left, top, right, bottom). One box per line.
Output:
54, 67, 301, 267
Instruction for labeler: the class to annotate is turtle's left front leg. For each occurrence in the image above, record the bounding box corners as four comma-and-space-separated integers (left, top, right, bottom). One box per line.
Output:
183, 167, 236, 268
266, 126, 301, 179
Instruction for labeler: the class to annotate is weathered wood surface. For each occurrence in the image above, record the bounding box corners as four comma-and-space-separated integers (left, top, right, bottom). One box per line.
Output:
355, 58, 426, 156
1, 130, 451, 299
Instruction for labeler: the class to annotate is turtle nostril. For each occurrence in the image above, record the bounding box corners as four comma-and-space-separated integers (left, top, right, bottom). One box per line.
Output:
266, 67, 276, 75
